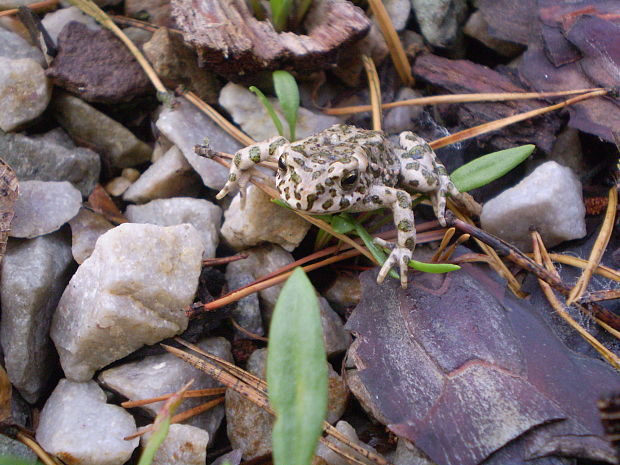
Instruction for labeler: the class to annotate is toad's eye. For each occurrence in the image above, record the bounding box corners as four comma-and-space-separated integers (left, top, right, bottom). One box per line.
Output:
341, 170, 358, 188
278, 156, 287, 171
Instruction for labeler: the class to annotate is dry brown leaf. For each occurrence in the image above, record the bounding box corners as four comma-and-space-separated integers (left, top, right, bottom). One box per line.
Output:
0, 159, 19, 265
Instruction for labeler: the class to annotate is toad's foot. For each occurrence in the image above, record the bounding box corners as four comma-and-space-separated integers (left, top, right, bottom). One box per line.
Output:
374, 238, 412, 289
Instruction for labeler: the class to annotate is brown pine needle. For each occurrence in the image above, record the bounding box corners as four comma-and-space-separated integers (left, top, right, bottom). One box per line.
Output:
0, 0, 58, 17
439, 233, 470, 262
529, 253, 620, 283
431, 227, 455, 262
430, 89, 608, 150
111, 14, 183, 34
582, 289, 620, 303
323, 88, 604, 115
230, 317, 269, 341
532, 231, 620, 370
362, 55, 383, 131
120, 388, 226, 408
16, 432, 59, 465
366, 0, 413, 86
182, 90, 255, 146
567, 186, 618, 305
202, 253, 249, 267
67, 0, 167, 94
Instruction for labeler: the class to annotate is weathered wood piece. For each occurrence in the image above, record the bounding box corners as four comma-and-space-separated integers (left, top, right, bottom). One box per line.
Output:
171, 0, 371, 80
0, 159, 18, 265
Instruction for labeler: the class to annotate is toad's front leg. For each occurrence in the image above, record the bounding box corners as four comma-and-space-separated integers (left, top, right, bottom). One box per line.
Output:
195, 136, 287, 205
369, 186, 415, 288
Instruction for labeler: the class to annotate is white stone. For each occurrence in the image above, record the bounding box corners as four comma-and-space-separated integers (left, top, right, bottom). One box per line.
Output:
123, 146, 200, 204
480, 161, 586, 251
141, 424, 209, 465
1, 231, 74, 403
41, 6, 100, 44
0, 28, 44, 65
381, 0, 411, 31
99, 337, 232, 440
0, 0, 38, 10
51, 223, 204, 381
218, 83, 343, 142
125, 197, 221, 258
156, 98, 241, 190
410, 0, 467, 48
68, 208, 114, 264
0, 57, 51, 131
36, 379, 138, 465
384, 88, 424, 135
10, 181, 82, 239
221, 184, 310, 252
104, 176, 132, 197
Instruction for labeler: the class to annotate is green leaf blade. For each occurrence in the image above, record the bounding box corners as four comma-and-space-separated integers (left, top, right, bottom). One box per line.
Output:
267, 268, 328, 465
450, 144, 535, 192
273, 71, 300, 141
408, 260, 460, 273
270, 0, 292, 31
249, 86, 285, 138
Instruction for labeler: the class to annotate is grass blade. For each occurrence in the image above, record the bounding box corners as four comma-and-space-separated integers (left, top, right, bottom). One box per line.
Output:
267, 268, 328, 465
270, 0, 292, 32
450, 145, 535, 192
273, 70, 299, 141
249, 86, 285, 138
0, 456, 40, 465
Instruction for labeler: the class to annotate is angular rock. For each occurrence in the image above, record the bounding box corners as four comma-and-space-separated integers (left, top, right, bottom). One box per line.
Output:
481, 161, 586, 251
125, 197, 221, 258
323, 273, 362, 310
0, 28, 44, 65
99, 337, 232, 439
227, 349, 348, 459
123, 146, 201, 204
36, 379, 138, 465
122, 26, 153, 48
316, 421, 378, 465
410, 0, 467, 49
225, 270, 263, 337
0, 0, 38, 9
384, 87, 425, 135
144, 27, 219, 104
47, 22, 152, 103
463, 11, 523, 57
391, 439, 435, 465
333, 23, 388, 87
52, 92, 152, 168
221, 184, 310, 252
68, 208, 114, 264
0, 130, 100, 196
318, 297, 352, 356
156, 97, 240, 190
104, 176, 132, 197
1, 231, 74, 403
125, 0, 171, 26
382, 0, 411, 31
41, 6, 100, 45
0, 57, 51, 131
10, 181, 82, 239
0, 434, 37, 464
219, 83, 343, 142
51, 223, 204, 381
141, 424, 209, 465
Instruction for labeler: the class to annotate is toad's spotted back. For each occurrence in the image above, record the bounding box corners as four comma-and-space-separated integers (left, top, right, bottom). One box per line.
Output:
199, 124, 459, 288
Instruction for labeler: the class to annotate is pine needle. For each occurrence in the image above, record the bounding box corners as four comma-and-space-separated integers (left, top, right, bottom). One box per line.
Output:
362, 55, 382, 131
0, 0, 58, 17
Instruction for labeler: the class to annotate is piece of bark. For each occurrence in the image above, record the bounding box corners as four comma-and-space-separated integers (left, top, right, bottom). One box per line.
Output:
477, 0, 536, 45
47, 22, 152, 103
345, 264, 619, 465
0, 160, 18, 265
412, 54, 560, 153
172, 0, 371, 81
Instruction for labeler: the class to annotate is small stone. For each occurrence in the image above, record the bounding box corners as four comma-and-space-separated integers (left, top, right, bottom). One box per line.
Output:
52, 92, 152, 168
333, 23, 388, 87
381, 0, 410, 30
141, 424, 209, 465
547, 127, 586, 176
51, 223, 204, 381
226, 349, 347, 459
384, 88, 425, 135
316, 421, 378, 465
0, 28, 44, 65
10, 181, 82, 239
391, 438, 435, 465
68, 208, 114, 264
323, 273, 362, 310
122, 168, 141, 182
125, 197, 221, 258
1, 231, 74, 403
105, 176, 132, 197
36, 379, 138, 465
410, 0, 467, 49
221, 184, 310, 252
480, 161, 587, 252
0, 130, 100, 196
318, 297, 352, 357
0, 57, 51, 131
41, 6, 100, 45
156, 97, 240, 190
123, 146, 201, 204
212, 450, 243, 465
144, 27, 219, 104
99, 337, 232, 439
0, 434, 37, 464
225, 271, 263, 337
122, 26, 153, 48
125, 0, 171, 26
218, 83, 343, 141
47, 22, 152, 103
463, 11, 523, 57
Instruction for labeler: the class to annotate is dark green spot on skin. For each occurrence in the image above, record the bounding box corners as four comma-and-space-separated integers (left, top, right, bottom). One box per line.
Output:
397, 192, 410, 209
405, 238, 415, 249
249, 147, 261, 163
409, 180, 420, 188
294, 191, 301, 200
325, 178, 334, 186
306, 194, 317, 210
234, 153, 241, 167
290, 172, 301, 184
312, 172, 322, 180
371, 195, 382, 205
339, 198, 350, 209
406, 162, 416, 170
291, 146, 306, 155
296, 202, 302, 209
228, 173, 236, 182
437, 165, 448, 176
293, 157, 305, 166
322, 199, 333, 209
329, 189, 337, 198
398, 220, 413, 232
315, 184, 325, 194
